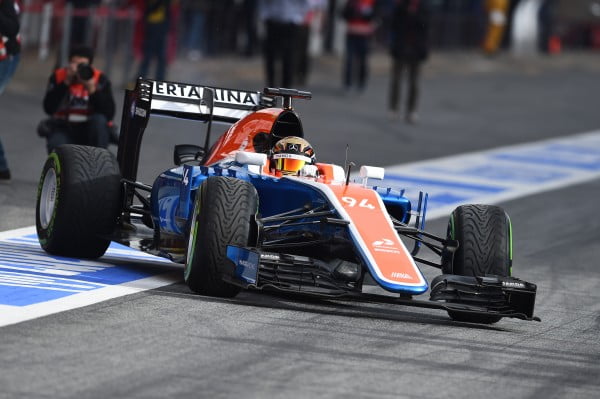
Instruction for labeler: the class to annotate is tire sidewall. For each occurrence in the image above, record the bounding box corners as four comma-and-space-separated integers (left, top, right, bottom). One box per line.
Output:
184, 179, 205, 283
35, 145, 122, 258
36, 152, 63, 251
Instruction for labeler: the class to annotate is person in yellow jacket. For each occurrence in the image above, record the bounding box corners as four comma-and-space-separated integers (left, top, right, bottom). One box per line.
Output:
482, 0, 509, 55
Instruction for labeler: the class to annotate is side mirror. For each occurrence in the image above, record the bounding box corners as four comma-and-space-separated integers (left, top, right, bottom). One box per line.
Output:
235, 151, 267, 175
235, 151, 267, 167
174, 144, 205, 166
360, 165, 385, 186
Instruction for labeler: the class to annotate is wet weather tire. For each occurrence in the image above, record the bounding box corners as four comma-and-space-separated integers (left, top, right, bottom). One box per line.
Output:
445, 204, 512, 324
36, 145, 121, 259
185, 177, 258, 297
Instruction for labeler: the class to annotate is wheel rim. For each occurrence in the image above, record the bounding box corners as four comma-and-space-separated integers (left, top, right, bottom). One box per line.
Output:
39, 168, 57, 229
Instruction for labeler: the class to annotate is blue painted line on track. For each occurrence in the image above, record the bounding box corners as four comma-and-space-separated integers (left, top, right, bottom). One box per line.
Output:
420, 165, 568, 183
492, 153, 600, 170
383, 174, 507, 193
425, 193, 471, 207
545, 143, 600, 155
0, 234, 172, 307
382, 130, 600, 217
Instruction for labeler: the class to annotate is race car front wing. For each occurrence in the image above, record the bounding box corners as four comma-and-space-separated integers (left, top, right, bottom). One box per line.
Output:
224, 246, 539, 322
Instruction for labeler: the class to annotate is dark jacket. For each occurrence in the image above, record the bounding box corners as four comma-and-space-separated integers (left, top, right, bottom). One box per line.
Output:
389, 0, 430, 62
43, 68, 115, 122
0, 0, 20, 56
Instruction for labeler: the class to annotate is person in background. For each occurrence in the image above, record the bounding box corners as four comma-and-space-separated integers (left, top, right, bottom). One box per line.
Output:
242, 0, 259, 57
482, 0, 509, 55
259, 0, 311, 88
388, 0, 430, 124
137, 0, 172, 80
0, 0, 21, 181
341, 0, 377, 93
295, 0, 326, 86
67, 0, 101, 47
40, 46, 116, 154
183, 0, 210, 61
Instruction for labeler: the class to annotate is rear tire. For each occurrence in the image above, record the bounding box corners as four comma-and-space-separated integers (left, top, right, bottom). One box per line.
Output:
36, 145, 122, 258
445, 204, 512, 324
185, 177, 258, 297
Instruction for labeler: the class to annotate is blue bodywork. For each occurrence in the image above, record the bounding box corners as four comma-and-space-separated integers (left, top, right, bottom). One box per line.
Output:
150, 163, 424, 293
151, 164, 413, 237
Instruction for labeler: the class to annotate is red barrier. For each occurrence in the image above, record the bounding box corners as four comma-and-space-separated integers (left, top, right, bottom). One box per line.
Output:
21, 1, 140, 20
592, 25, 600, 49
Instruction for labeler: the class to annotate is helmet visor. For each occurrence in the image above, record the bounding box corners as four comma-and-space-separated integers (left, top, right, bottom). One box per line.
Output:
275, 158, 306, 173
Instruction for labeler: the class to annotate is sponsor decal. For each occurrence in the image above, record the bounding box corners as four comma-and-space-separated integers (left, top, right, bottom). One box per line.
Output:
152, 82, 257, 106
238, 259, 257, 271
134, 107, 147, 118
273, 153, 309, 160
182, 166, 190, 187
227, 246, 259, 284
260, 253, 280, 261
502, 281, 526, 289
372, 238, 401, 255
154, 82, 202, 99
372, 238, 395, 247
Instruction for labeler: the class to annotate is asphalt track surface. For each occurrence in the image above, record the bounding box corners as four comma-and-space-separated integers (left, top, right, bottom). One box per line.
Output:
1, 51, 599, 398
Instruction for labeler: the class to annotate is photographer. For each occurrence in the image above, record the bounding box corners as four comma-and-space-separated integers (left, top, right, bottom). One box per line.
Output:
41, 46, 115, 154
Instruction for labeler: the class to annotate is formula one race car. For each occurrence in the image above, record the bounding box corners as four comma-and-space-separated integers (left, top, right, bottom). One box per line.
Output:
35, 79, 539, 324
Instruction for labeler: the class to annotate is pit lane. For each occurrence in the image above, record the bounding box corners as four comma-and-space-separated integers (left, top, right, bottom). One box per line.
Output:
0, 52, 599, 398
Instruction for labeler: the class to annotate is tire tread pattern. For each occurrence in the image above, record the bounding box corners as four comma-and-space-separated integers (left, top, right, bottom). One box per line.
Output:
448, 204, 511, 324
452, 204, 510, 277
36, 145, 121, 258
186, 176, 257, 297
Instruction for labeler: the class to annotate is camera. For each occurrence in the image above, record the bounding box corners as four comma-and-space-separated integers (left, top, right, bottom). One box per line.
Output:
77, 63, 94, 80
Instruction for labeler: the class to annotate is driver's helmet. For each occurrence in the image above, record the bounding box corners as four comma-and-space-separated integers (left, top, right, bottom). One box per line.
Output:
271, 136, 315, 175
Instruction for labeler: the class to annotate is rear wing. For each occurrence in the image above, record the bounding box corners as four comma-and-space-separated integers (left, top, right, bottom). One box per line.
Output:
117, 78, 274, 183
149, 80, 274, 122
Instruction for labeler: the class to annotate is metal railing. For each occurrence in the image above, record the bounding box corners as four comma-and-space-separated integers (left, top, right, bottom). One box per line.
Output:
20, 0, 139, 84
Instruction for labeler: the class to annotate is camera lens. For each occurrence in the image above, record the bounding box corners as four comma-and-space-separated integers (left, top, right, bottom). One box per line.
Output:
77, 63, 94, 80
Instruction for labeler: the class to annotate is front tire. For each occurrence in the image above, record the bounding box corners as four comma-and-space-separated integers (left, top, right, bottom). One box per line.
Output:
185, 177, 258, 297
36, 145, 121, 258
445, 204, 512, 324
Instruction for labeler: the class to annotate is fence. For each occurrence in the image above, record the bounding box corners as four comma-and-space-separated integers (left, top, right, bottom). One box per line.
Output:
16, 0, 600, 85
20, 0, 139, 84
